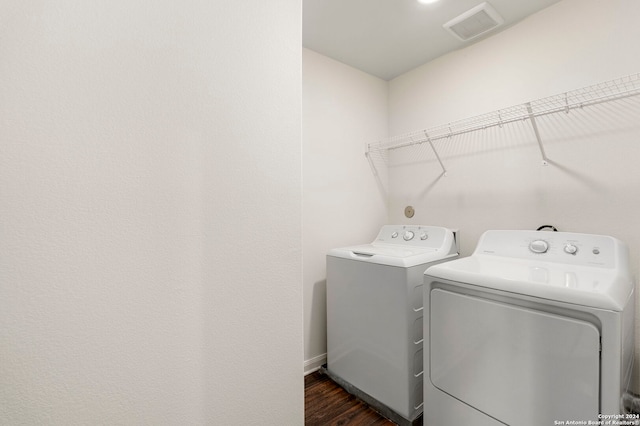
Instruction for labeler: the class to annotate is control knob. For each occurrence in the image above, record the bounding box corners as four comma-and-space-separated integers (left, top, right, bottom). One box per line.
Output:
564, 244, 578, 255
403, 231, 415, 241
420, 233, 428, 240
529, 240, 549, 254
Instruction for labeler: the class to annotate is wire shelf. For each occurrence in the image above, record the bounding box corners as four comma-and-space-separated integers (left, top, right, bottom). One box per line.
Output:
366, 72, 640, 167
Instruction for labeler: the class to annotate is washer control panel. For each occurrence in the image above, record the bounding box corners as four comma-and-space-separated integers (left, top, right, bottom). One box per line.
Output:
375, 225, 456, 250
478, 230, 620, 268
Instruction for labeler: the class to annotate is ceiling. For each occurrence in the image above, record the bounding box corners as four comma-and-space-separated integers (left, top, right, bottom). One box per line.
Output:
303, 0, 563, 80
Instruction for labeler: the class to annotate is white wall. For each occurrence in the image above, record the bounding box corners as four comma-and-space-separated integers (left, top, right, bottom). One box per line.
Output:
0, 1, 302, 424
388, 0, 640, 392
302, 48, 388, 372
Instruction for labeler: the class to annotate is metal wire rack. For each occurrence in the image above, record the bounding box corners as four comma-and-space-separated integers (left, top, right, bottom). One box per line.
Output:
366, 72, 640, 173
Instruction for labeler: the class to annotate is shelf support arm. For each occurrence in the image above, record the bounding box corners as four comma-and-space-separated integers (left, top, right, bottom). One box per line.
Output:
526, 102, 549, 166
424, 131, 447, 176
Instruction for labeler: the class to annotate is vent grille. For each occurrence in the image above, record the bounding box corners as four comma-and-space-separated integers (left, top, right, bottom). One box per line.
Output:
443, 2, 504, 42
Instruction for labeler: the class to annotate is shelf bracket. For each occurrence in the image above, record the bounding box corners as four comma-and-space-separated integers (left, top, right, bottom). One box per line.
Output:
424, 131, 447, 176
525, 102, 549, 166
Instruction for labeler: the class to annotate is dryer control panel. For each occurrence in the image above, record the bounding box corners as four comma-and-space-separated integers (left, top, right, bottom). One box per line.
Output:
475, 230, 625, 268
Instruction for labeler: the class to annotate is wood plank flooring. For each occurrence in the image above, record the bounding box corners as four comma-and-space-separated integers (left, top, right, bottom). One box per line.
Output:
305, 370, 396, 426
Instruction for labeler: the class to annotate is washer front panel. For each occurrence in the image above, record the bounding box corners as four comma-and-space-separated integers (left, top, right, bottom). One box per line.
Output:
430, 288, 600, 426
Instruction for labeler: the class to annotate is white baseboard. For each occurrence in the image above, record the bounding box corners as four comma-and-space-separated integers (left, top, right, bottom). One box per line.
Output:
304, 353, 327, 375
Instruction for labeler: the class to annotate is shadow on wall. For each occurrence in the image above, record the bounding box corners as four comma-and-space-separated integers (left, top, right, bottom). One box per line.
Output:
417, 171, 447, 200
366, 148, 389, 200
544, 159, 608, 194
308, 279, 327, 355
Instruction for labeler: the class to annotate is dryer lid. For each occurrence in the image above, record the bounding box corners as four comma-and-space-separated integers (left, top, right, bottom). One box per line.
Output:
425, 230, 634, 311
426, 256, 633, 310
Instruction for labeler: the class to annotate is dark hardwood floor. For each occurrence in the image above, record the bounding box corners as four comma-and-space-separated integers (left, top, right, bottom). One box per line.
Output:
305, 370, 396, 425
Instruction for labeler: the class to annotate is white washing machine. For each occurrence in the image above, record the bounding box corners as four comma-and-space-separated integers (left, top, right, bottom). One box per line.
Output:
326, 225, 459, 425
423, 230, 636, 426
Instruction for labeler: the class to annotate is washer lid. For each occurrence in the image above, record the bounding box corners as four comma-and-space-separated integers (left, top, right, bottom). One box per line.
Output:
328, 243, 456, 267
425, 254, 633, 311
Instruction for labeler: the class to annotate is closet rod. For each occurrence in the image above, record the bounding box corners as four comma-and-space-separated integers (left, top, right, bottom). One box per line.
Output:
384, 85, 640, 152
370, 72, 640, 155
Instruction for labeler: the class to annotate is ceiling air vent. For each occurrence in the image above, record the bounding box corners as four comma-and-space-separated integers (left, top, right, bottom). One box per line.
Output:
443, 2, 504, 42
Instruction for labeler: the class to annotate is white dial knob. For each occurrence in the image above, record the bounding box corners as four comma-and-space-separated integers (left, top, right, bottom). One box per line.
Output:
564, 244, 578, 255
403, 231, 415, 241
391, 232, 398, 238
529, 240, 549, 254
420, 233, 428, 240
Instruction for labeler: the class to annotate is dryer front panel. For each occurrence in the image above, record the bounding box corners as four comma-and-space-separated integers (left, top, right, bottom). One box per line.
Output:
430, 289, 600, 426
